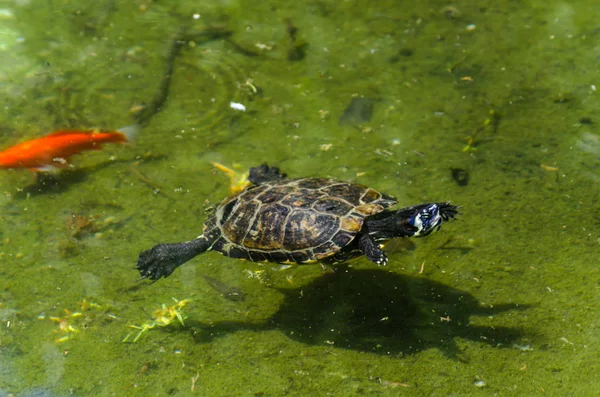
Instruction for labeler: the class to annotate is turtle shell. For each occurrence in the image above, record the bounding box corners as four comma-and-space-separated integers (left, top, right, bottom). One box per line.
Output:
205, 178, 397, 264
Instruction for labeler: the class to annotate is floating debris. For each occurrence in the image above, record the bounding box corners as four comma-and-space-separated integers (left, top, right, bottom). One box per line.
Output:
244, 269, 271, 286
123, 298, 191, 343
203, 275, 245, 301
441, 5, 461, 19
211, 162, 250, 194
450, 168, 470, 186
462, 108, 499, 152
540, 164, 558, 172
339, 97, 376, 126
513, 343, 534, 352
285, 19, 308, 61
239, 78, 261, 95
44, 298, 104, 343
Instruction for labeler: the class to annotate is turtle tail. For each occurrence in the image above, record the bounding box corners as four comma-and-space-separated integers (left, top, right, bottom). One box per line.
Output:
137, 236, 211, 281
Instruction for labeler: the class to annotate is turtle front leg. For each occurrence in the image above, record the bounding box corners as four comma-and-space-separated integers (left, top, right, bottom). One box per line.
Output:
357, 232, 388, 266
137, 236, 211, 281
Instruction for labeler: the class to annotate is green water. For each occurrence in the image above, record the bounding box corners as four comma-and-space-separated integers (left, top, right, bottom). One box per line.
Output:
1, 0, 599, 395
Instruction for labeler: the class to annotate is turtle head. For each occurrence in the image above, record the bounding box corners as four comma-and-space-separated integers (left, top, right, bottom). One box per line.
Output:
408, 202, 458, 237
366, 202, 458, 240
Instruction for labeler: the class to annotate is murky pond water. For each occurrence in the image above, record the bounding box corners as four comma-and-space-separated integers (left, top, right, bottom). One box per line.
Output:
1, 1, 599, 395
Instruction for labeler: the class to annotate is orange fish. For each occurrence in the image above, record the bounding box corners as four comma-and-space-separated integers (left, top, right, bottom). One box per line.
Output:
0, 126, 137, 172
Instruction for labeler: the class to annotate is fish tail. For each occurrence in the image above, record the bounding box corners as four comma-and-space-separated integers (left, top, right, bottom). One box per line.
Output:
117, 124, 140, 143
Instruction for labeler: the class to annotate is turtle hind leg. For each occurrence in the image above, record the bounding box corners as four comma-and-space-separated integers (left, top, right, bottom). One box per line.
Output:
249, 163, 287, 185
137, 236, 211, 281
357, 232, 388, 266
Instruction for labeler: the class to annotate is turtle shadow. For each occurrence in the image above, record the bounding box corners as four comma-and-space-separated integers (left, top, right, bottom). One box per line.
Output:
189, 268, 530, 358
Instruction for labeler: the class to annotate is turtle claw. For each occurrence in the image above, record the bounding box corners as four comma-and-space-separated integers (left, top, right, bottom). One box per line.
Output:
358, 232, 388, 266
439, 202, 459, 221
376, 254, 388, 266
137, 246, 177, 281
137, 238, 212, 281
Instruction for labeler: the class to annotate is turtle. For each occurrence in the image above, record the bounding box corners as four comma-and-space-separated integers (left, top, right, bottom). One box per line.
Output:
137, 164, 458, 281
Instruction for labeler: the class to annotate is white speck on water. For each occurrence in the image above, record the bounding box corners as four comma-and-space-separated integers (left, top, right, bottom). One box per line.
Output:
560, 337, 574, 345
513, 343, 533, 352
230, 102, 246, 111
0, 9, 14, 20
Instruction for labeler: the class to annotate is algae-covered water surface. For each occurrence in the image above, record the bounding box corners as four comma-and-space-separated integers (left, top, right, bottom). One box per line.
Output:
1, 1, 599, 396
